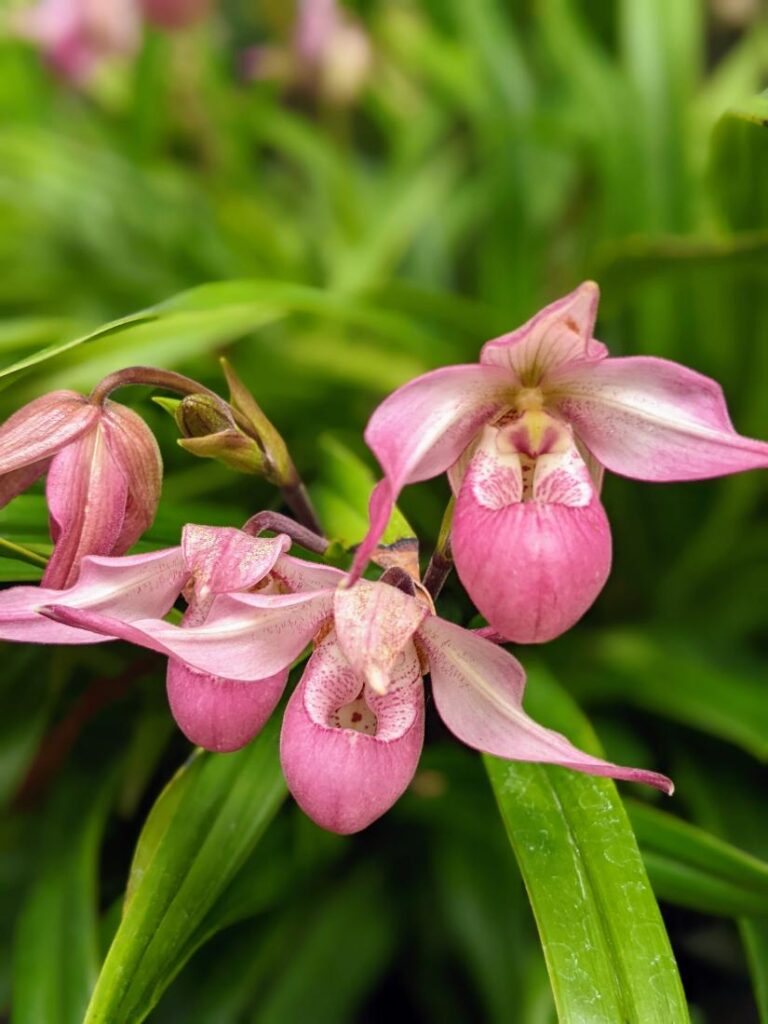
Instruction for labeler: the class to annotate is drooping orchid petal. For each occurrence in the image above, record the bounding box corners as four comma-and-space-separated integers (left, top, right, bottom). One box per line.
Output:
452, 421, 612, 643
0, 391, 98, 502
552, 356, 768, 482
166, 660, 288, 753
419, 617, 673, 794
333, 579, 428, 694
0, 546, 186, 644
350, 365, 511, 579
44, 587, 335, 680
280, 634, 425, 834
479, 281, 605, 382
43, 422, 130, 589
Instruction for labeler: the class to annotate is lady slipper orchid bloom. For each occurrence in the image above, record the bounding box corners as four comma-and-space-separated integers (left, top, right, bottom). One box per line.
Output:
0, 390, 161, 589
350, 282, 768, 644
12, 0, 141, 82
45, 573, 673, 835
0, 521, 331, 754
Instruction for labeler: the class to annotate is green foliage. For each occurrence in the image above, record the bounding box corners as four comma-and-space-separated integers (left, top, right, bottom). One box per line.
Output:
1, 2, 767, 1022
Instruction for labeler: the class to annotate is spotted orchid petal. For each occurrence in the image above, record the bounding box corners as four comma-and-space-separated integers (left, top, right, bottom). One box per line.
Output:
0, 390, 98, 502
181, 525, 290, 605
166, 660, 288, 753
350, 364, 511, 579
44, 588, 335, 680
334, 579, 428, 694
43, 422, 130, 589
280, 635, 425, 834
552, 355, 768, 481
480, 282, 606, 382
272, 554, 347, 593
419, 617, 673, 793
0, 546, 186, 644
452, 420, 611, 643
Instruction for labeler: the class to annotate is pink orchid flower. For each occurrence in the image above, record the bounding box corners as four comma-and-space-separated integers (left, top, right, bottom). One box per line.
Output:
0, 390, 161, 588
0, 522, 336, 754
12, 0, 141, 82
351, 282, 768, 644
45, 571, 672, 834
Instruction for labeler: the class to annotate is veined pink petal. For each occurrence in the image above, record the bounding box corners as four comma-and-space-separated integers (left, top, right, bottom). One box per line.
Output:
480, 282, 606, 383
43, 423, 129, 589
552, 355, 768, 481
0, 390, 98, 490
452, 424, 612, 643
280, 635, 424, 834
181, 525, 290, 602
419, 617, 673, 794
101, 403, 162, 553
364, 364, 512, 493
0, 546, 186, 644
0, 457, 51, 508
333, 579, 428, 694
350, 364, 510, 581
44, 588, 334, 679
166, 659, 288, 753
271, 553, 346, 593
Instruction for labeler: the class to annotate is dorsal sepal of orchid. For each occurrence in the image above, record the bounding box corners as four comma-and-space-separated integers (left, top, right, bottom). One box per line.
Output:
334, 578, 428, 695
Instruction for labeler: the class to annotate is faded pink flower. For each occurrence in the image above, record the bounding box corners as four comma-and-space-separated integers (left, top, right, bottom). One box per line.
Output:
45, 571, 672, 834
12, 0, 141, 81
0, 390, 161, 588
350, 282, 768, 644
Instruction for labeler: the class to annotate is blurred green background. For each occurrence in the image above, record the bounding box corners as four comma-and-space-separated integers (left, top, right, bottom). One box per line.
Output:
1, 1, 768, 1021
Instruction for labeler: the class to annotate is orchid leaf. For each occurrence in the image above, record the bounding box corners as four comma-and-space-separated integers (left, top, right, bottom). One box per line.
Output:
485, 666, 689, 1024
310, 433, 415, 549
83, 715, 286, 1024
11, 768, 116, 1024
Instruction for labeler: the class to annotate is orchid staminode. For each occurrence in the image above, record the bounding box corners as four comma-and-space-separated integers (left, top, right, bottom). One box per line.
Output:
351, 282, 768, 644
45, 569, 672, 834
0, 390, 161, 589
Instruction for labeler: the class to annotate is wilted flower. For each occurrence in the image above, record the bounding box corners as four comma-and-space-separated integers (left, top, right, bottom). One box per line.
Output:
0, 390, 161, 588
45, 568, 672, 834
11, 0, 141, 81
351, 282, 768, 644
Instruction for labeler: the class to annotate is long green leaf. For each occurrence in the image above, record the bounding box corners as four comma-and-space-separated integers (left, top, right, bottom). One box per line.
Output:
11, 768, 115, 1024
84, 715, 286, 1024
485, 666, 689, 1024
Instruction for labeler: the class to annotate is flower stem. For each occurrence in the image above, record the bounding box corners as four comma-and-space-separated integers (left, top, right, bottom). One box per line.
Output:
243, 510, 328, 553
422, 497, 455, 600
89, 366, 230, 414
279, 475, 324, 536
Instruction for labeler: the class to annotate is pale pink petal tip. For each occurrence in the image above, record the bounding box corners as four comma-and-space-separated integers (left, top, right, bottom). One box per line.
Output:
420, 617, 672, 795
167, 660, 287, 753
280, 638, 424, 834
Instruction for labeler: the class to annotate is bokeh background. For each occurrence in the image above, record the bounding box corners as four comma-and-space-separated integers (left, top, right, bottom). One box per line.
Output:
1, 1, 768, 1021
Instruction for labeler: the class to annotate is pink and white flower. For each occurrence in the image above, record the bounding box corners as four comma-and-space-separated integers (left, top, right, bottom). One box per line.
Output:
11, 0, 141, 82
0, 390, 161, 589
44, 570, 673, 834
351, 282, 768, 644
